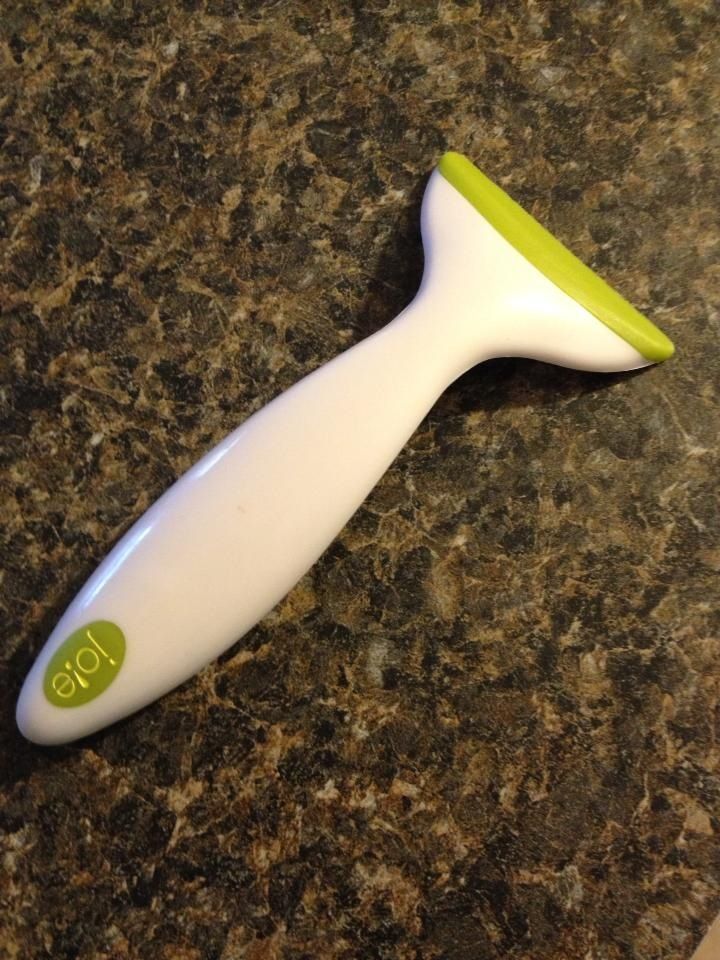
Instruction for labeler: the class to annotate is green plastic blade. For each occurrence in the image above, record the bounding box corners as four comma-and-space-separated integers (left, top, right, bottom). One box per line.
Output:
437, 152, 675, 363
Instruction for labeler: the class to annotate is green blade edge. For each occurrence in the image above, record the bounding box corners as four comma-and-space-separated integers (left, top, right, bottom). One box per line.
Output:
437, 152, 675, 363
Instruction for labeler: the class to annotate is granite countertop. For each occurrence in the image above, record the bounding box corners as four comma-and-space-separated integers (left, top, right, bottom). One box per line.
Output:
1, 2, 718, 958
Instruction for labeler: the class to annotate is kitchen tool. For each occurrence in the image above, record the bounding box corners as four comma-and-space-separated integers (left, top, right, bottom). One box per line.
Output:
16, 152, 674, 745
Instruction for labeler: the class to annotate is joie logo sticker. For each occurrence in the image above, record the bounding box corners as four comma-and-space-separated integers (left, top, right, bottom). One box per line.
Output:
43, 621, 126, 707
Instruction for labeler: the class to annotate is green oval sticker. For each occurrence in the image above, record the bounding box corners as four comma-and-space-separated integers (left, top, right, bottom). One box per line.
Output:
44, 621, 126, 707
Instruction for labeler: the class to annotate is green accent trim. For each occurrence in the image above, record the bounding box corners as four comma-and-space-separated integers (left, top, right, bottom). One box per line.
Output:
44, 621, 125, 707
437, 152, 675, 363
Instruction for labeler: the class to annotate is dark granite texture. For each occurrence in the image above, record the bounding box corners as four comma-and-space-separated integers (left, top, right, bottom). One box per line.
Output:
1, 1, 719, 958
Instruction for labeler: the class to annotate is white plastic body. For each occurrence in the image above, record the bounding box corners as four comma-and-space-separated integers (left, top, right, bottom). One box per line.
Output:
17, 171, 648, 744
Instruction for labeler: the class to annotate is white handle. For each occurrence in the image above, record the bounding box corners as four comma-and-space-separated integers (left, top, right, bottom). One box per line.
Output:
17, 295, 469, 743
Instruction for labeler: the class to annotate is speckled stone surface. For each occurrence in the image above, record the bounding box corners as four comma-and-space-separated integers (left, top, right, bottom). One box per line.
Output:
1, 2, 719, 958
